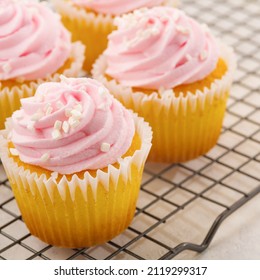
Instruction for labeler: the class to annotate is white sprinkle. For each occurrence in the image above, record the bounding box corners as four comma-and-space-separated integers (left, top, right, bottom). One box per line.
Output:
2, 63, 12, 73
176, 25, 190, 35
54, 120, 62, 130
70, 109, 82, 119
101, 142, 111, 153
45, 106, 53, 115
68, 117, 80, 128
199, 50, 208, 61
151, 28, 159, 36
71, 120, 80, 128
74, 103, 83, 112
65, 108, 72, 117
62, 121, 70, 134
13, 111, 23, 120
31, 112, 43, 121
27, 122, 35, 131
185, 54, 192, 61
98, 87, 106, 96
52, 129, 62, 140
10, 148, 19, 156
43, 102, 52, 111
7, 132, 12, 140
97, 103, 106, 111
56, 101, 64, 109
40, 153, 50, 162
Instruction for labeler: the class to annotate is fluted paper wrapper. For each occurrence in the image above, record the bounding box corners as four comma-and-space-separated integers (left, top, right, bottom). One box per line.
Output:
0, 42, 85, 130
92, 43, 236, 162
52, 0, 179, 73
0, 114, 152, 248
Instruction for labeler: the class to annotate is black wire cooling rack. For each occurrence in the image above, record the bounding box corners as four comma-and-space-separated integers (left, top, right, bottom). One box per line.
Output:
0, 0, 260, 260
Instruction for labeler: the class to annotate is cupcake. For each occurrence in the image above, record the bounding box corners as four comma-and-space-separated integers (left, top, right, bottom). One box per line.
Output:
52, 0, 179, 72
0, 0, 85, 129
92, 7, 236, 162
0, 76, 152, 248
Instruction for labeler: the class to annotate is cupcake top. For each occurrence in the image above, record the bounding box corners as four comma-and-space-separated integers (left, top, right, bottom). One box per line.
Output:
104, 7, 219, 89
72, 0, 166, 15
9, 76, 135, 174
0, 0, 71, 81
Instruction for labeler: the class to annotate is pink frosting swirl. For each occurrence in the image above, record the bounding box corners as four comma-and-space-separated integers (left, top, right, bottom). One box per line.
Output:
0, 0, 71, 81
105, 7, 219, 89
72, 0, 165, 15
10, 77, 135, 174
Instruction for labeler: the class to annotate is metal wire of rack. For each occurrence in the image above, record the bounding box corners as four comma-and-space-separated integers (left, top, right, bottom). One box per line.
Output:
0, 0, 260, 260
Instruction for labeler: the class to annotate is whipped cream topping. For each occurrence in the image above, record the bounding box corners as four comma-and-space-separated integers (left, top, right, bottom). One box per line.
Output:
0, 0, 71, 81
72, 0, 165, 15
10, 76, 135, 174
105, 7, 219, 89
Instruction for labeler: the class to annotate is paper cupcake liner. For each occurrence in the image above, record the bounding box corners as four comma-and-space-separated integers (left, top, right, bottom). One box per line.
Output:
92, 43, 236, 162
52, 0, 179, 73
0, 42, 85, 130
0, 114, 152, 248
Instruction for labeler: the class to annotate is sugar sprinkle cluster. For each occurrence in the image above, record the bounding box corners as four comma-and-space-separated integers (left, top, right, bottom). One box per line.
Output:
113, 8, 209, 64
10, 83, 113, 162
